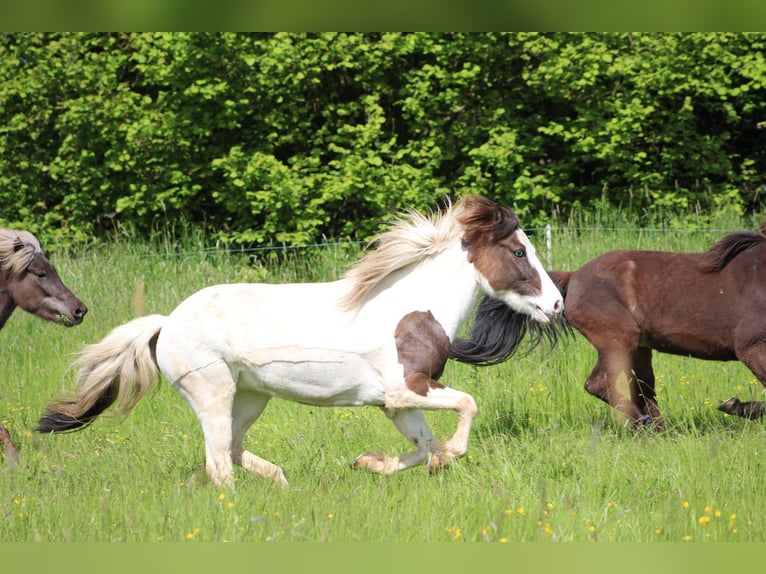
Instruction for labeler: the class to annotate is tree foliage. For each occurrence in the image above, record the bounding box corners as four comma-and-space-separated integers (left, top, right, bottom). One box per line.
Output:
1, 32, 765, 247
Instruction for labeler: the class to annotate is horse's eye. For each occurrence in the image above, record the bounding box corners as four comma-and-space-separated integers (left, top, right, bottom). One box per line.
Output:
513, 250, 526, 258
34, 271, 47, 279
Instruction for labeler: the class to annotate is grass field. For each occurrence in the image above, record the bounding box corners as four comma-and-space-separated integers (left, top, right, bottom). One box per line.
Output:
2, 211, 766, 543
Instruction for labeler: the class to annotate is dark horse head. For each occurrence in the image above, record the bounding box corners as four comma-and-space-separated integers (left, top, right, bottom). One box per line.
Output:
0, 229, 87, 330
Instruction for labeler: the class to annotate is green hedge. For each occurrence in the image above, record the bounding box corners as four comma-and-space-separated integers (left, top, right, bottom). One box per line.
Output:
1, 33, 765, 247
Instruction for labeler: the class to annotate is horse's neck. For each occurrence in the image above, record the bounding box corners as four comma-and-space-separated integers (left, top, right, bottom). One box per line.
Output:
0, 291, 15, 330
364, 243, 478, 339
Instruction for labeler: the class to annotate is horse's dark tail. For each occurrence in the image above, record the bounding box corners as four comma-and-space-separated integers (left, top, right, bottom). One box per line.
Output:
449, 271, 574, 366
36, 315, 165, 433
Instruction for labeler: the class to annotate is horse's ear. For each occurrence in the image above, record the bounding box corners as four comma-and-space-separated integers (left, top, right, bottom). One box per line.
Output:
12, 237, 24, 252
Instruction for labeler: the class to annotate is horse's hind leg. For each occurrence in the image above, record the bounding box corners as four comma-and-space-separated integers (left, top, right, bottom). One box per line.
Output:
173, 363, 237, 488
230, 390, 288, 487
352, 408, 436, 474
584, 348, 654, 428
632, 347, 664, 429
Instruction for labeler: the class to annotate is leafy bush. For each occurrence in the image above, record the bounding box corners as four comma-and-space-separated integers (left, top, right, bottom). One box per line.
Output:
1, 33, 765, 248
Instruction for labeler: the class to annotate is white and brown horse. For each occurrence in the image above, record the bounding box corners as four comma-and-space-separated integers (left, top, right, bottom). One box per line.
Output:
37, 195, 563, 487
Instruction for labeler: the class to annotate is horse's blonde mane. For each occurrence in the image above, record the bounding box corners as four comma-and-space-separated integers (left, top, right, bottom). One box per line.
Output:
340, 201, 463, 310
0, 228, 42, 276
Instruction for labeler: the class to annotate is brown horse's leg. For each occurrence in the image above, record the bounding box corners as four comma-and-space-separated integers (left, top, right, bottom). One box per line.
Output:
718, 346, 766, 420
632, 347, 664, 429
584, 349, 648, 427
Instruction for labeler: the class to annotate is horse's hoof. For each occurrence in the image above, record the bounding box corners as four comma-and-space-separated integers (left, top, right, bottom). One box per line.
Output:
427, 453, 447, 474
717, 397, 741, 415
636, 414, 654, 427
352, 452, 385, 472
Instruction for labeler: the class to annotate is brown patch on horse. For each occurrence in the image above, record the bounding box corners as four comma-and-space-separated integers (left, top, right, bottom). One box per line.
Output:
457, 196, 543, 294
395, 310, 449, 396
456, 195, 520, 243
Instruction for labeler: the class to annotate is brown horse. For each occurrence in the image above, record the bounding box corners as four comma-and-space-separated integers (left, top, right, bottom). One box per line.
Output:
1, 228, 88, 465
0, 228, 88, 329
451, 222, 766, 429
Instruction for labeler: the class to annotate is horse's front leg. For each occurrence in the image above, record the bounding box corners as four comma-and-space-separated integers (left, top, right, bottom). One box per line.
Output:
353, 377, 478, 475
352, 407, 436, 473
352, 309, 478, 475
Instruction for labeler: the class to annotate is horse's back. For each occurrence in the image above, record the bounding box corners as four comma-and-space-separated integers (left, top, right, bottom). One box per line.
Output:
160, 280, 357, 349
564, 249, 757, 358
154, 281, 392, 406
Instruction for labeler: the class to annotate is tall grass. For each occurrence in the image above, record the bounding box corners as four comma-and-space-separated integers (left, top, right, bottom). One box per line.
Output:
2, 214, 766, 542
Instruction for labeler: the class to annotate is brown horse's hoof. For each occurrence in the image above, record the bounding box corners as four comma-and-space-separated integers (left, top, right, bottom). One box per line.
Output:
717, 396, 765, 420
717, 396, 741, 415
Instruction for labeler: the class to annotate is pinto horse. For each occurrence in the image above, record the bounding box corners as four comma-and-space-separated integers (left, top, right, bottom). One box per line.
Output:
1, 228, 88, 465
37, 195, 563, 488
452, 222, 766, 429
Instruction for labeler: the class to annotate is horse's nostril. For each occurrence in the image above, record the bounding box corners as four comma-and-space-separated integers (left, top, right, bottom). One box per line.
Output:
75, 306, 88, 318
554, 300, 563, 313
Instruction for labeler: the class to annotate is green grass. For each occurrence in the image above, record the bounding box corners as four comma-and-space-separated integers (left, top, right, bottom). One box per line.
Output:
2, 214, 766, 542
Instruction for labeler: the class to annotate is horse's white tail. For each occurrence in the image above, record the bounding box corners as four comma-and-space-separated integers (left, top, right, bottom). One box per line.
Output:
37, 314, 166, 432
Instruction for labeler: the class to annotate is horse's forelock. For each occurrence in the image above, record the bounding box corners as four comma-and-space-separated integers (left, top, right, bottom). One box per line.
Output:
0, 229, 42, 276
457, 195, 520, 245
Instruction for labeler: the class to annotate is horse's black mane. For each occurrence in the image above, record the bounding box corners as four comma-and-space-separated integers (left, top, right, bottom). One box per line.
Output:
699, 226, 766, 273
449, 295, 573, 366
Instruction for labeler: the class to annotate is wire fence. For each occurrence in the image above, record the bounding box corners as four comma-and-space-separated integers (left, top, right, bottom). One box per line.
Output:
138, 224, 746, 260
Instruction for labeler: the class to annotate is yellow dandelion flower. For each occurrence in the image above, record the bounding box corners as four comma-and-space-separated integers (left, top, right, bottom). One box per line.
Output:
218, 493, 226, 501
227, 502, 235, 509
698, 516, 711, 528
683, 535, 692, 541
517, 507, 526, 516
682, 501, 690, 509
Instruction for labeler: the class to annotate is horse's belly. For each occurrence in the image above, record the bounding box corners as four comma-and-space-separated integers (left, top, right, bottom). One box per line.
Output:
644, 331, 736, 361
236, 348, 388, 407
